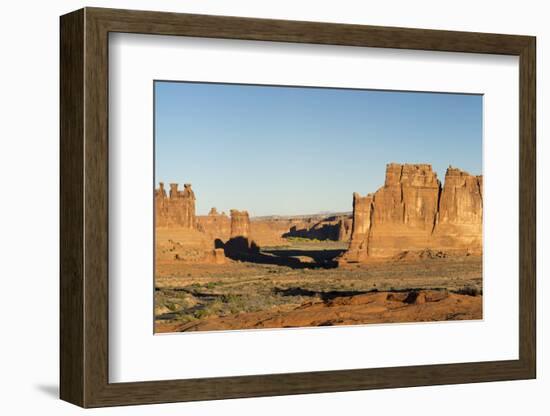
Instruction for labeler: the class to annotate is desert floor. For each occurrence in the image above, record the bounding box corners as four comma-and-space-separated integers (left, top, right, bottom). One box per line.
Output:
155, 240, 482, 333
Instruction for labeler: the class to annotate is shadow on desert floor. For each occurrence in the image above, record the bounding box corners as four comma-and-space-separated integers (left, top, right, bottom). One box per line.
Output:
217, 236, 345, 269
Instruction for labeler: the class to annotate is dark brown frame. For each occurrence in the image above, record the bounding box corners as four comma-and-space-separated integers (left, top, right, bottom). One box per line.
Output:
60, 7, 536, 408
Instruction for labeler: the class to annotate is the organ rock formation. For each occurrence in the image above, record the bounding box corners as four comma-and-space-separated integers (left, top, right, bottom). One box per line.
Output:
432, 167, 483, 253
340, 163, 482, 263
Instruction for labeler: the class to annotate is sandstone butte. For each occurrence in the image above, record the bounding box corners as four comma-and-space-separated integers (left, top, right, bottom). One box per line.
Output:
340, 163, 482, 263
154, 163, 482, 264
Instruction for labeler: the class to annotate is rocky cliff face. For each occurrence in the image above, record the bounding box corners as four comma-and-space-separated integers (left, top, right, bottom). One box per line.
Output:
368, 164, 441, 257
340, 163, 482, 263
432, 167, 483, 254
156, 180, 351, 251
154, 185, 216, 264
278, 214, 352, 242
230, 209, 251, 239
343, 193, 374, 262
155, 163, 481, 265
197, 207, 231, 242
337, 217, 353, 241
155, 182, 196, 228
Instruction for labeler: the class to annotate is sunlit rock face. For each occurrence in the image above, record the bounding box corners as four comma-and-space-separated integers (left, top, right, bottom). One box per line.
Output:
197, 207, 231, 242
340, 192, 374, 263
230, 209, 251, 239
340, 163, 482, 263
432, 167, 483, 255
155, 182, 196, 228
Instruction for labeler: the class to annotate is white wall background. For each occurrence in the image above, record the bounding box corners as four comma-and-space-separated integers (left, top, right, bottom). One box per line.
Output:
0, 0, 545, 414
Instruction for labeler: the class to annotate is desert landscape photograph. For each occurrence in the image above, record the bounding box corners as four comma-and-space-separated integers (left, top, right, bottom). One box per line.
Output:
154, 81, 483, 333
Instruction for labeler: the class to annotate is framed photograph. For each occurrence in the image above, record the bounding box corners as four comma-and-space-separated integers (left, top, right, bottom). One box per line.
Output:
60, 7, 536, 408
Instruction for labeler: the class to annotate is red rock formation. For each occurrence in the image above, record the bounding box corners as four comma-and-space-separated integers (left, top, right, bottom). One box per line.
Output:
438, 167, 482, 225
341, 193, 374, 262
337, 217, 353, 242
249, 221, 289, 246
155, 226, 215, 264
248, 214, 352, 247
432, 167, 483, 254
197, 207, 231, 242
230, 209, 250, 239
155, 182, 196, 228
340, 163, 482, 263
368, 163, 441, 257
256, 214, 352, 244
155, 183, 228, 265
224, 210, 259, 258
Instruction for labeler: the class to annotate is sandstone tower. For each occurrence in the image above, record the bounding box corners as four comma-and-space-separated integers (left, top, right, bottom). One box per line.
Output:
432, 167, 483, 254
196, 207, 231, 242
340, 163, 482, 263
230, 209, 250, 239
342, 193, 374, 262
155, 182, 196, 228
337, 217, 353, 242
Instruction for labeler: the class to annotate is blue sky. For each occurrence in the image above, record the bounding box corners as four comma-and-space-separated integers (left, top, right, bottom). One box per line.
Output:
155, 81, 482, 216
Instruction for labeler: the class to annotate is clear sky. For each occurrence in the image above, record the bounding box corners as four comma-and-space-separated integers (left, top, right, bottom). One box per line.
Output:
155, 81, 482, 217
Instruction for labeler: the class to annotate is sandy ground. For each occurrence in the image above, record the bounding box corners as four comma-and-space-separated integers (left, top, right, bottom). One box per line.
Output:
155, 241, 482, 333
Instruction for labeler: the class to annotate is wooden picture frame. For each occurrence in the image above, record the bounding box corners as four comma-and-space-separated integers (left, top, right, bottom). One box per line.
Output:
60, 7, 536, 408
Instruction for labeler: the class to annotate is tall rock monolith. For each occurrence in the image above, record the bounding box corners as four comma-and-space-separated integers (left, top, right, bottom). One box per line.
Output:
339, 163, 483, 263
155, 182, 196, 229
432, 167, 483, 254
